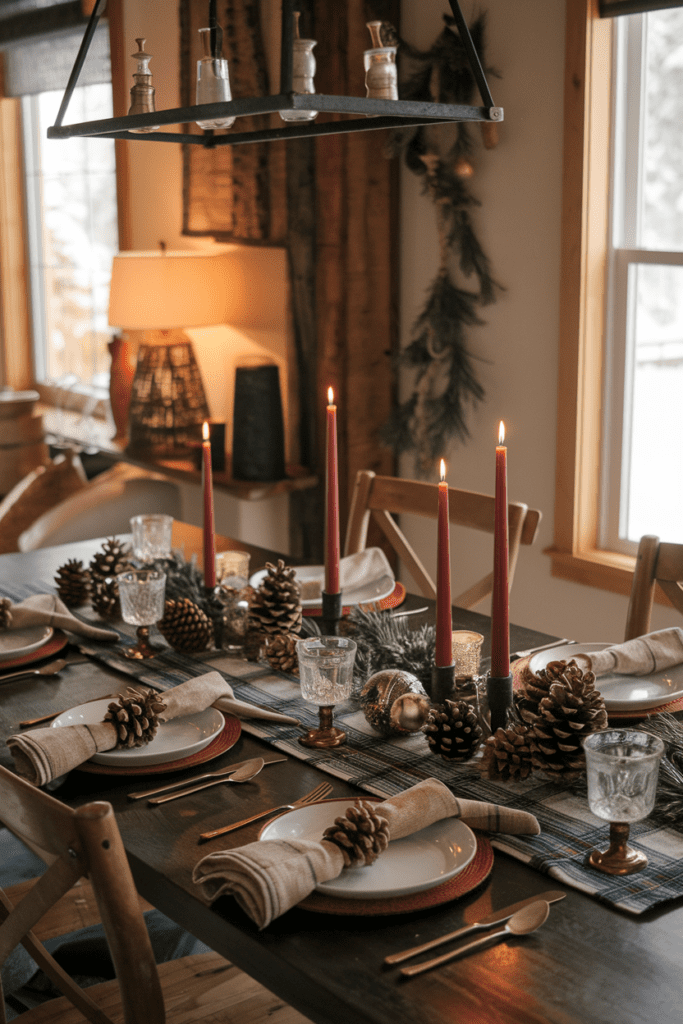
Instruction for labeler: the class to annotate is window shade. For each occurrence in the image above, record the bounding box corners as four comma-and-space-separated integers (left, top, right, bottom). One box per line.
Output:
600, 0, 683, 16
0, 1, 109, 96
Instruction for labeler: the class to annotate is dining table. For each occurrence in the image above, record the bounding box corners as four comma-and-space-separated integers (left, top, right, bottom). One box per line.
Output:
1, 521, 682, 1024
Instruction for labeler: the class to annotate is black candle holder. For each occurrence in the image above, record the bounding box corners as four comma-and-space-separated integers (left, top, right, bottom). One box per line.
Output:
429, 663, 456, 704
320, 591, 343, 636
486, 673, 514, 733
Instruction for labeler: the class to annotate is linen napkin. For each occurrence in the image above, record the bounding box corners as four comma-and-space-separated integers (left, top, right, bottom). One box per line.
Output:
573, 628, 683, 677
192, 777, 540, 928
294, 548, 392, 602
7, 671, 299, 786
0, 594, 118, 643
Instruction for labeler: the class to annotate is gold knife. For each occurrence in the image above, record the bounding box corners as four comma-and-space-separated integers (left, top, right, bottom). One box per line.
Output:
384, 890, 566, 965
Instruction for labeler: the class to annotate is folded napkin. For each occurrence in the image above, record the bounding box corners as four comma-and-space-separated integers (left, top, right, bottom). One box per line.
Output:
192, 777, 540, 928
7, 671, 299, 786
294, 548, 392, 602
573, 628, 683, 677
0, 594, 118, 643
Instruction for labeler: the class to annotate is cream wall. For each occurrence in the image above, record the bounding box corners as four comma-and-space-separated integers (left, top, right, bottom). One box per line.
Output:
399, 0, 678, 641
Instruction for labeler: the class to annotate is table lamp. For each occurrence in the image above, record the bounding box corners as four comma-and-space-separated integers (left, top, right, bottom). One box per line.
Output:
108, 250, 228, 455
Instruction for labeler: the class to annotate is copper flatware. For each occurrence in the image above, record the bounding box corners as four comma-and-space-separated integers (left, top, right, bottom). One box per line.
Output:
510, 639, 574, 661
128, 755, 288, 802
198, 780, 333, 842
384, 890, 566, 965
0, 659, 67, 684
400, 901, 550, 978
18, 693, 113, 728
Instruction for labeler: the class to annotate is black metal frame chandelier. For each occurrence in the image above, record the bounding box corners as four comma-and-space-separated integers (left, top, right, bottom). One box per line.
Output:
47, 0, 503, 147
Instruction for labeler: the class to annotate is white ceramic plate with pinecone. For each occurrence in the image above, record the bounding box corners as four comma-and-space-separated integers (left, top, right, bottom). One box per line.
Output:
250, 550, 395, 609
51, 699, 224, 766
259, 798, 477, 899
0, 625, 53, 662
529, 642, 683, 711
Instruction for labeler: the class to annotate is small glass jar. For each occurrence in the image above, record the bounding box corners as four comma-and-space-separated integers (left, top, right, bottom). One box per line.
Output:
364, 46, 398, 102
196, 27, 236, 130
280, 38, 318, 122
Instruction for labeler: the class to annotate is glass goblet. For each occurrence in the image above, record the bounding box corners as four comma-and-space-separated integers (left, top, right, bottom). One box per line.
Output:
117, 569, 166, 659
296, 636, 356, 748
130, 514, 173, 563
583, 729, 664, 875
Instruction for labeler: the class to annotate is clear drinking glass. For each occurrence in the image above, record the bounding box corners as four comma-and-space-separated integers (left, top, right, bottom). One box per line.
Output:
296, 636, 356, 748
130, 514, 173, 563
117, 569, 166, 659
584, 729, 664, 874
196, 28, 236, 130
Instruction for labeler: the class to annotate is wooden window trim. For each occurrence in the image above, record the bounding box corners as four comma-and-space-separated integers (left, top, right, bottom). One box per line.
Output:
546, 0, 641, 598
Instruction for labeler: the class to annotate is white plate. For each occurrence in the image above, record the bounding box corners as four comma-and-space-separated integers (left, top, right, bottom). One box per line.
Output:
0, 626, 53, 662
529, 642, 683, 711
51, 699, 224, 766
260, 799, 477, 899
249, 568, 395, 609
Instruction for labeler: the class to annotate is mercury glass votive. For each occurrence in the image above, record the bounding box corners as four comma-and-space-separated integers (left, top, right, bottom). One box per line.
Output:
215, 549, 251, 587
118, 569, 166, 659
451, 630, 484, 703
296, 636, 356, 748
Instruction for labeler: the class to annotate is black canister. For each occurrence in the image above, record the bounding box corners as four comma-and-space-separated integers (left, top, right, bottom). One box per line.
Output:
232, 362, 286, 481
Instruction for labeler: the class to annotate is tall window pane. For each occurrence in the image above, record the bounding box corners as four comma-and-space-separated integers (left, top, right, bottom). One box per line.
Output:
23, 83, 118, 389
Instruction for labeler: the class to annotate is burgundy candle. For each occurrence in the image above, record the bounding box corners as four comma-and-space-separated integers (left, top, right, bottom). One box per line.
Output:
491, 421, 510, 677
202, 420, 216, 588
324, 387, 340, 594
435, 459, 453, 667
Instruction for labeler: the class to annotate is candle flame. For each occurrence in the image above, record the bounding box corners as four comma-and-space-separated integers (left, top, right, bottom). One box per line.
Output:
202, 421, 210, 442
439, 458, 446, 482
327, 386, 334, 405
498, 421, 505, 445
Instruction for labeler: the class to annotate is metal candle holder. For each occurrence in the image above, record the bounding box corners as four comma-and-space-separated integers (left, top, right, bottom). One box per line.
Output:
430, 663, 456, 704
486, 673, 514, 732
320, 591, 343, 636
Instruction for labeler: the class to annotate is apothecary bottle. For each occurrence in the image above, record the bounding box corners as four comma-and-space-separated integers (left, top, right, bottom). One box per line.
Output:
196, 27, 236, 129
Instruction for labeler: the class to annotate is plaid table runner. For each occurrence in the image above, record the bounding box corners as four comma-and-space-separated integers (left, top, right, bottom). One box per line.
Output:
6, 577, 683, 915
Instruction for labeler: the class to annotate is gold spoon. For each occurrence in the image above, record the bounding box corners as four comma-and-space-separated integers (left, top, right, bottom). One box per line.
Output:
400, 900, 550, 977
0, 659, 67, 684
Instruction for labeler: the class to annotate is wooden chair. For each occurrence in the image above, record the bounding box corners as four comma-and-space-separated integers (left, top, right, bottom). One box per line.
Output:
0, 765, 310, 1024
344, 470, 542, 609
624, 534, 683, 640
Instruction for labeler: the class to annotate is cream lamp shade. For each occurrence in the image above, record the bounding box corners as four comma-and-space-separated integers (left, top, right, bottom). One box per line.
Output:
108, 250, 228, 330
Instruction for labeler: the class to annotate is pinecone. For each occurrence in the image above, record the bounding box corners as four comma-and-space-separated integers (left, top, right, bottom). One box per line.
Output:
89, 537, 132, 584
321, 799, 390, 868
527, 660, 608, 779
104, 687, 167, 749
55, 559, 91, 607
423, 699, 483, 762
158, 598, 214, 652
91, 576, 120, 620
0, 598, 12, 629
265, 632, 300, 675
483, 724, 534, 781
247, 560, 302, 640
516, 659, 568, 723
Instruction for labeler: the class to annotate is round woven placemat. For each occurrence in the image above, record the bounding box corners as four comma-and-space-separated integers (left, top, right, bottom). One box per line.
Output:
0, 629, 68, 671
298, 833, 493, 916
75, 713, 241, 776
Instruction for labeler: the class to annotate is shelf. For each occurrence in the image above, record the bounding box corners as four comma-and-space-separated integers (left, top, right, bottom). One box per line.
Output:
41, 406, 318, 502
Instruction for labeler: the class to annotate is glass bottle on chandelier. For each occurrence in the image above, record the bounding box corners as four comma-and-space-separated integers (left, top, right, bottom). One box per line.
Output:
363, 21, 398, 103
127, 39, 161, 133
280, 12, 318, 123
195, 26, 236, 130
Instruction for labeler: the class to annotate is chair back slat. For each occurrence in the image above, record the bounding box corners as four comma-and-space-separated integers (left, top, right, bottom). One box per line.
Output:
0, 764, 165, 1024
345, 471, 543, 610
625, 535, 683, 639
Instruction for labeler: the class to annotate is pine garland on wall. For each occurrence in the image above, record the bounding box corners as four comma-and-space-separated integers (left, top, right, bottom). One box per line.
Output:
382, 13, 503, 476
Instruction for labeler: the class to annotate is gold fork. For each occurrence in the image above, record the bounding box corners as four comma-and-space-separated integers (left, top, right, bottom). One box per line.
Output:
198, 780, 333, 843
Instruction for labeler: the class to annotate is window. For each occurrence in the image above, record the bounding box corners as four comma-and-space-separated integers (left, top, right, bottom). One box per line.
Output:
602, 8, 683, 552
550, 0, 681, 602
22, 83, 119, 395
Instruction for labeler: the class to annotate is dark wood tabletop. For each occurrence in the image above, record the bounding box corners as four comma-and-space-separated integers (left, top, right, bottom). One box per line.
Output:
1, 525, 682, 1024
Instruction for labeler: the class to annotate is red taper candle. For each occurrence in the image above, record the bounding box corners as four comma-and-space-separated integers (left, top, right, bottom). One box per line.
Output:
202, 420, 216, 588
491, 421, 510, 677
435, 458, 453, 667
325, 387, 340, 594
